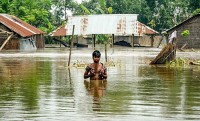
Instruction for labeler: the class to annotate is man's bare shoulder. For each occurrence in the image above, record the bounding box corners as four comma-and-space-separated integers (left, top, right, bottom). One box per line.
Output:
85, 63, 94, 71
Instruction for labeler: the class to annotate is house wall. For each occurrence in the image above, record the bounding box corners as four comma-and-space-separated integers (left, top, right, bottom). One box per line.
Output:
168, 16, 200, 48
20, 38, 37, 50
138, 35, 162, 47
0, 35, 45, 50
0, 38, 20, 50
35, 34, 45, 48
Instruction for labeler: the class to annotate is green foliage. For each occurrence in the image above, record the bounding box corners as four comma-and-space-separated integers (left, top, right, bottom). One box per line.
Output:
107, 7, 112, 14
167, 58, 187, 68
96, 35, 109, 44
188, 1, 200, 13
0, 0, 75, 34
162, 31, 167, 36
99, 0, 106, 9
148, 19, 156, 28
80, 4, 91, 15
181, 30, 190, 37
192, 8, 200, 16
79, 0, 112, 15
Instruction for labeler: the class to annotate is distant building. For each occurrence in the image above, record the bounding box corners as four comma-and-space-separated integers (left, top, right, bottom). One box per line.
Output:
51, 14, 160, 47
0, 14, 45, 50
167, 13, 200, 48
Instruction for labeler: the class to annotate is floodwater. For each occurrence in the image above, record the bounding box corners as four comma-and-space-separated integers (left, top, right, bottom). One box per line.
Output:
0, 46, 200, 121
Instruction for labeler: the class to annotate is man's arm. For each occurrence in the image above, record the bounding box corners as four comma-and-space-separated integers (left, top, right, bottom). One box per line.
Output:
102, 71, 107, 79
100, 67, 107, 79
84, 65, 95, 79
84, 71, 91, 79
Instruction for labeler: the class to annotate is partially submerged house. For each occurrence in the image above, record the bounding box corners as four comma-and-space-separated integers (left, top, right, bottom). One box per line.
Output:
167, 13, 200, 48
51, 14, 159, 47
0, 14, 45, 50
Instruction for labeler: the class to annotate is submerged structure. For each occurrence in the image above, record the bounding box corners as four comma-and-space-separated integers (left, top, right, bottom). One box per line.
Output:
51, 14, 159, 47
0, 14, 45, 51
150, 13, 200, 64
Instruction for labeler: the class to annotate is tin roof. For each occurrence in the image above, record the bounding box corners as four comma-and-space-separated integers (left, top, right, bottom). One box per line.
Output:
137, 21, 159, 35
0, 14, 45, 37
51, 14, 158, 36
50, 25, 66, 36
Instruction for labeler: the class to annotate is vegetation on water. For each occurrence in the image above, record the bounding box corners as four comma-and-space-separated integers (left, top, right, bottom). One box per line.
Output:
167, 58, 187, 68
73, 58, 121, 68
167, 57, 200, 68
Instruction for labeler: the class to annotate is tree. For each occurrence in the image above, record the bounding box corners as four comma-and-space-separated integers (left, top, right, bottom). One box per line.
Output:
188, 0, 200, 13
0, 0, 78, 33
192, 8, 200, 16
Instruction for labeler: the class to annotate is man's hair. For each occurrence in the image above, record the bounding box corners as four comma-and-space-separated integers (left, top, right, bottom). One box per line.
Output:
92, 50, 101, 58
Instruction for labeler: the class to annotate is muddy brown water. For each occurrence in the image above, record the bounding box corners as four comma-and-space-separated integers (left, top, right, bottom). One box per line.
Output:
0, 46, 200, 121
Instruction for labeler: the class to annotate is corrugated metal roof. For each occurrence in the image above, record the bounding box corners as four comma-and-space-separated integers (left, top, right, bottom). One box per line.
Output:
51, 14, 158, 36
0, 14, 45, 37
137, 21, 159, 35
66, 14, 138, 36
50, 25, 66, 36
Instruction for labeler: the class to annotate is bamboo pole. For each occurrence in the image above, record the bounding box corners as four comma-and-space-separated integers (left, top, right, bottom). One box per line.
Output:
93, 34, 96, 50
132, 34, 134, 47
0, 33, 13, 51
157, 35, 163, 48
105, 43, 107, 62
112, 34, 115, 54
68, 25, 75, 67
151, 35, 154, 47
112, 34, 114, 47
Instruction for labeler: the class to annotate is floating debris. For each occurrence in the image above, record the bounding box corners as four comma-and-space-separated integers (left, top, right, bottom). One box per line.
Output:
73, 59, 121, 69
189, 60, 200, 66
150, 43, 176, 64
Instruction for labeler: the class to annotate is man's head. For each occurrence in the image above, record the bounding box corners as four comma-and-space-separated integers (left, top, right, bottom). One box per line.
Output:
92, 50, 101, 63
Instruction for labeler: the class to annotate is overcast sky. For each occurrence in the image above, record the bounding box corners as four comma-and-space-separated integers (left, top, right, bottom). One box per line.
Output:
75, 0, 82, 4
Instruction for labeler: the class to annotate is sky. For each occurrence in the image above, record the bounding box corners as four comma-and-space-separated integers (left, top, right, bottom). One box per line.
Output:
75, 0, 82, 4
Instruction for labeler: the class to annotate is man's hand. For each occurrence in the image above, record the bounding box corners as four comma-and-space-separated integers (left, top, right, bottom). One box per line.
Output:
100, 69, 105, 74
89, 69, 95, 76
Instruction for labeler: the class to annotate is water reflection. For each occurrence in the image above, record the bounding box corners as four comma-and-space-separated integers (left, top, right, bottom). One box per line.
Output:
84, 80, 107, 111
0, 59, 51, 111
0, 47, 200, 121
136, 66, 200, 120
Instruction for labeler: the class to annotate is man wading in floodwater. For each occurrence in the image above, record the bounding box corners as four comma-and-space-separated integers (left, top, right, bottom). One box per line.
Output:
84, 50, 107, 80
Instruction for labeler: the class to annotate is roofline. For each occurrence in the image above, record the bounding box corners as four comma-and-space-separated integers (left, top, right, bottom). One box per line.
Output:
166, 13, 200, 33
0, 14, 45, 37
2, 14, 36, 35
70, 14, 139, 17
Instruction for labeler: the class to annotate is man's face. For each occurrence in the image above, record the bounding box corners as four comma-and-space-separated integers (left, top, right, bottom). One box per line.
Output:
93, 56, 100, 63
